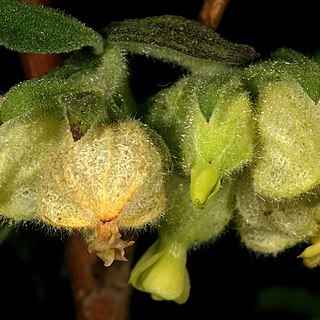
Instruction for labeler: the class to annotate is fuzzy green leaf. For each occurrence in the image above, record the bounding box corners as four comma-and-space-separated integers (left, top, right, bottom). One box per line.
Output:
0, 0, 103, 54
0, 45, 134, 132
104, 15, 259, 73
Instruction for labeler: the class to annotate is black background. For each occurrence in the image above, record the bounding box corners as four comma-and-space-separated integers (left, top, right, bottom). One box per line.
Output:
1, 1, 320, 319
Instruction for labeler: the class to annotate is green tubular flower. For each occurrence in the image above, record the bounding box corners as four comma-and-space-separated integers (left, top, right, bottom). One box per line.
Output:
252, 79, 320, 199
129, 172, 234, 303
145, 73, 255, 205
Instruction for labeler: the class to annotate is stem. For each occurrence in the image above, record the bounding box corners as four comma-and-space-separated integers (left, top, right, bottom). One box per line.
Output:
20, 53, 61, 79
198, 0, 230, 29
19, 1, 135, 319
65, 233, 135, 320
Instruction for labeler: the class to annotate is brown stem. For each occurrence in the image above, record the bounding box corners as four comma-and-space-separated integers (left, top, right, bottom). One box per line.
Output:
198, 0, 230, 29
65, 233, 135, 320
19, 1, 135, 319
20, 53, 61, 80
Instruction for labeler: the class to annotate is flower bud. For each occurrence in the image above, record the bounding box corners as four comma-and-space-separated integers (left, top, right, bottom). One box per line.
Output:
146, 74, 254, 205
190, 162, 220, 206
129, 238, 190, 304
38, 119, 169, 266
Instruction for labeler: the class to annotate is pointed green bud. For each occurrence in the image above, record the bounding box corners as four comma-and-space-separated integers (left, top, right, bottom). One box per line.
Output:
252, 80, 320, 199
146, 74, 255, 202
190, 162, 220, 206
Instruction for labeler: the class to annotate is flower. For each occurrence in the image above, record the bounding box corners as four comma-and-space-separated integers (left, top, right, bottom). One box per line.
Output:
129, 238, 190, 304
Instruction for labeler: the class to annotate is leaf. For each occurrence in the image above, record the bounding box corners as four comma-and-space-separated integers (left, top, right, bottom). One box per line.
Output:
103, 15, 259, 73
0, 45, 132, 127
0, 0, 103, 54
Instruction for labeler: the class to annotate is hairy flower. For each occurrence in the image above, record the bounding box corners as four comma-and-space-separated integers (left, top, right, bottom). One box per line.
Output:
38, 119, 169, 266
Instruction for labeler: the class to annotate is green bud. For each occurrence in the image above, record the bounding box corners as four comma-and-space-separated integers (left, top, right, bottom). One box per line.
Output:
190, 162, 221, 206
146, 74, 254, 203
252, 80, 320, 199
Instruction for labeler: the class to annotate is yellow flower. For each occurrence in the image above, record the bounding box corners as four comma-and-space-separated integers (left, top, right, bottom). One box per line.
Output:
129, 238, 190, 304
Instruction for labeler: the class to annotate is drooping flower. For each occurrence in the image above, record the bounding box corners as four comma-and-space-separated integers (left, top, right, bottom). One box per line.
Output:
38, 119, 170, 266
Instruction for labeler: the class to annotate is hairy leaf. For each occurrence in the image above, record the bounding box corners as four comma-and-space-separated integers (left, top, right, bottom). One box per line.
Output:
104, 15, 259, 73
0, 0, 103, 54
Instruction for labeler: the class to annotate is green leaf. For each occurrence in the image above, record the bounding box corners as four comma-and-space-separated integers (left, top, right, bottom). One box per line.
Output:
103, 15, 259, 73
0, 0, 103, 54
0, 45, 134, 131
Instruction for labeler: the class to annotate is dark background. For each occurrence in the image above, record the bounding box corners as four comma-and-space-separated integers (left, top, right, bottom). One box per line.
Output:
1, 1, 320, 319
